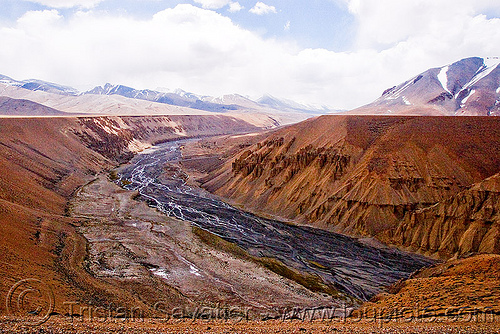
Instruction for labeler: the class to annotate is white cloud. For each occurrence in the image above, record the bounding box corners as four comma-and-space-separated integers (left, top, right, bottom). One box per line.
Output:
0, 2, 499, 109
193, 0, 231, 10
193, 0, 242, 12
249, 2, 277, 15
17, 9, 62, 27
228, 2, 244, 13
344, 0, 500, 49
0, 5, 293, 98
334, 0, 500, 103
22, 0, 103, 8
284, 20, 290, 31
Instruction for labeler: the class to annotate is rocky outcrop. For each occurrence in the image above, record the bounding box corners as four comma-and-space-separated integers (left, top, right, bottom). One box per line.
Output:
232, 139, 350, 183
427, 92, 453, 104
205, 115, 500, 251
392, 173, 500, 259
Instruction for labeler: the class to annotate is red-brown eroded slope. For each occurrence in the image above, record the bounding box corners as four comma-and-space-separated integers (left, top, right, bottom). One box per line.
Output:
0, 115, 260, 315
393, 173, 500, 258
361, 254, 500, 316
203, 116, 500, 257
0, 118, 112, 314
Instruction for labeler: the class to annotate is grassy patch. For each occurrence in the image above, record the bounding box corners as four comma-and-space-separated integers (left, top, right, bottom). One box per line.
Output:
120, 178, 132, 186
192, 226, 341, 297
108, 170, 119, 181
255, 257, 340, 297
307, 260, 328, 270
192, 226, 249, 259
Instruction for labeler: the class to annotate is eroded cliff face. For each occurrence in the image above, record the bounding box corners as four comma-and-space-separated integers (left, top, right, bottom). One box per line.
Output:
204, 116, 500, 248
70, 115, 259, 161
393, 173, 500, 259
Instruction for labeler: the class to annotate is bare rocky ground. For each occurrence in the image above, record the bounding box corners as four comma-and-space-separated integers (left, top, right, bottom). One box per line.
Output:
68, 175, 335, 315
1, 316, 499, 333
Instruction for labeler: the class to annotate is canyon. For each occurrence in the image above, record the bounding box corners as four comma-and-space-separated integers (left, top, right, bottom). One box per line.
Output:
1, 112, 499, 332
0, 115, 262, 316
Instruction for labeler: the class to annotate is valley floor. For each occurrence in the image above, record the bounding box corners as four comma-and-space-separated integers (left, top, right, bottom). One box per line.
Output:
3, 117, 500, 333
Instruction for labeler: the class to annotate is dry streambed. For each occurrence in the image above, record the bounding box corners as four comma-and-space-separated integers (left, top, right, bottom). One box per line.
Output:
69, 175, 334, 316
67, 138, 435, 320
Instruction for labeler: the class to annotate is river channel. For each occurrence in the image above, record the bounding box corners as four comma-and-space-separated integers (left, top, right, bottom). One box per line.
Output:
118, 140, 434, 301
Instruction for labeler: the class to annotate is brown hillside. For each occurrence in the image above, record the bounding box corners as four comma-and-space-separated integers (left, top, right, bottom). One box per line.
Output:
203, 116, 500, 253
393, 173, 500, 258
360, 254, 500, 317
0, 96, 68, 116
0, 116, 259, 315
0, 118, 112, 315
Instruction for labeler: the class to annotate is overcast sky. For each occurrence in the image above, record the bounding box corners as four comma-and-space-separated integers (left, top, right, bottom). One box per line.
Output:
1, 0, 499, 109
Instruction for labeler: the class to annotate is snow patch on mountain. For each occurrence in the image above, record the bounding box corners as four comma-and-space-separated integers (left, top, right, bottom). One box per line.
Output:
461, 90, 476, 107
389, 80, 414, 100
462, 61, 499, 91
353, 57, 500, 116
484, 57, 500, 68
0, 76, 79, 95
438, 66, 451, 93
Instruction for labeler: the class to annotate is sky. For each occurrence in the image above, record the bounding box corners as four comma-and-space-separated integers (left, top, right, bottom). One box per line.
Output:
0, 0, 499, 109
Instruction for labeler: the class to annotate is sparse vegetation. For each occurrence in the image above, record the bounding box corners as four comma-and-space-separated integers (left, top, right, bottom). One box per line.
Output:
108, 170, 119, 181
193, 226, 342, 298
120, 178, 132, 186
255, 257, 341, 297
192, 226, 249, 259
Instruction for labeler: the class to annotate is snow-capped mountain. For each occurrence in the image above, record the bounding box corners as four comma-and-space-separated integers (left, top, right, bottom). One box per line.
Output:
352, 57, 500, 116
85, 83, 240, 113
85, 85, 342, 115
201, 94, 262, 109
0, 75, 79, 96
0, 75, 329, 125
0, 72, 341, 115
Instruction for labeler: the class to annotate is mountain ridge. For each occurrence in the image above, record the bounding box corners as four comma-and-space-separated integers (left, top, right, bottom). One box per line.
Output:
202, 115, 500, 260
351, 56, 500, 116
0, 74, 339, 116
0, 96, 69, 116
85, 83, 242, 113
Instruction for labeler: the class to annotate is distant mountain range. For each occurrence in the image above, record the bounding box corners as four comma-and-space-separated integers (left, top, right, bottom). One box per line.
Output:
257, 94, 335, 114
85, 83, 241, 113
1, 56, 498, 118
0, 74, 79, 96
352, 56, 500, 116
0, 74, 340, 117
